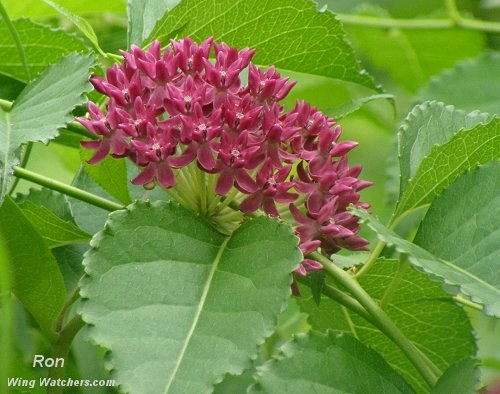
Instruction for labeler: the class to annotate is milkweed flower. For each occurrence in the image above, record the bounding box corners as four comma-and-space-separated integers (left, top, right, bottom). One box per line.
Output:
78, 36, 372, 277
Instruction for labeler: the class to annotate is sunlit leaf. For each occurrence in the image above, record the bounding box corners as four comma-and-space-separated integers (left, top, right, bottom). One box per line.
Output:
80, 201, 301, 394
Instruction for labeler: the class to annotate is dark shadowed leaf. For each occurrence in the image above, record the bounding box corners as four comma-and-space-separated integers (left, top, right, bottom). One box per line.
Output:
0, 197, 65, 339
252, 332, 414, 393
297, 259, 475, 393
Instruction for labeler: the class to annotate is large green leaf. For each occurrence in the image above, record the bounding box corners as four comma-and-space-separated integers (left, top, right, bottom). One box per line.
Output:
297, 259, 475, 393
394, 117, 500, 218
431, 359, 479, 394
0, 53, 94, 200
0, 19, 88, 82
417, 52, 500, 114
353, 206, 500, 317
79, 201, 301, 393
81, 147, 132, 205
252, 332, 414, 393
0, 197, 65, 340
127, 0, 180, 46
398, 101, 490, 195
343, 6, 484, 92
18, 201, 90, 248
146, 0, 378, 90
414, 162, 500, 317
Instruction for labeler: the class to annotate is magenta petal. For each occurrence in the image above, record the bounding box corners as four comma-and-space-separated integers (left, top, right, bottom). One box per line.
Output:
301, 259, 323, 271
87, 140, 111, 164
131, 163, 155, 185
198, 144, 216, 171
81, 140, 101, 149
170, 145, 197, 168
239, 193, 262, 213
262, 198, 279, 217
215, 170, 234, 196
156, 162, 176, 188
235, 170, 258, 193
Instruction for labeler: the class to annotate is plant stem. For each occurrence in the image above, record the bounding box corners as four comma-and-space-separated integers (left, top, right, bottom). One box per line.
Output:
13, 166, 123, 211
309, 251, 440, 387
47, 315, 85, 394
8, 142, 33, 194
355, 239, 385, 279
295, 275, 375, 326
338, 0, 500, 34
0, 1, 30, 81
217, 188, 241, 212
453, 294, 484, 311
380, 258, 410, 310
337, 14, 453, 29
55, 285, 80, 333
0, 99, 12, 111
199, 170, 207, 215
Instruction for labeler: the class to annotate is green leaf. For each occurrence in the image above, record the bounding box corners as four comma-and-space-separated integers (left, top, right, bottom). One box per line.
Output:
15, 187, 74, 221
0, 232, 12, 390
417, 52, 500, 114
79, 201, 301, 394
0, 53, 95, 200
0, 18, 87, 82
431, 359, 479, 394
127, 0, 181, 46
0, 74, 25, 101
296, 259, 475, 393
81, 147, 132, 205
394, 117, 500, 218
0, 197, 65, 339
344, 6, 484, 92
17, 201, 90, 248
252, 332, 414, 393
52, 244, 88, 293
146, 0, 378, 90
68, 166, 121, 235
42, 0, 105, 56
398, 101, 491, 195
353, 205, 500, 317
413, 162, 500, 317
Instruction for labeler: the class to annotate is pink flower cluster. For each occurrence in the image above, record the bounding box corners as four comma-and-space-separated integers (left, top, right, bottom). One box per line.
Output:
78, 37, 372, 275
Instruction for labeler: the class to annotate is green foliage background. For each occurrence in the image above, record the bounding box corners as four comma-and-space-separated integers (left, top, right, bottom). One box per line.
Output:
0, 0, 499, 393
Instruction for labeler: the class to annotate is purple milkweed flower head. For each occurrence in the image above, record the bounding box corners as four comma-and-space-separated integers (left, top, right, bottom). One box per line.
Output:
77, 37, 372, 278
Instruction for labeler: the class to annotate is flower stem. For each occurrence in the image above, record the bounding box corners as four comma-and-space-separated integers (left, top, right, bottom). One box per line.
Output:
13, 167, 123, 211
337, 6, 500, 34
47, 315, 85, 394
8, 142, 33, 194
355, 239, 385, 279
337, 14, 453, 30
379, 257, 410, 310
216, 188, 241, 212
453, 294, 484, 311
198, 170, 207, 215
309, 251, 440, 387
